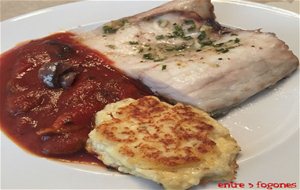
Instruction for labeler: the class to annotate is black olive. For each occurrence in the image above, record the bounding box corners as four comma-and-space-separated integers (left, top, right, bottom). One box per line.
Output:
45, 40, 74, 58
38, 62, 60, 88
60, 72, 77, 89
38, 61, 77, 89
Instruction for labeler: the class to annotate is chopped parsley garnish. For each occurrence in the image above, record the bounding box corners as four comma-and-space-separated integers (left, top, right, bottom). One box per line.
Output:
103, 25, 118, 34
154, 58, 165, 62
168, 23, 195, 40
173, 24, 185, 38
106, 44, 116, 49
138, 48, 144, 53
162, 65, 167, 70
213, 38, 241, 53
141, 21, 241, 60
200, 39, 213, 47
216, 48, 229, 53
213, 42, 224, 47
143, 53, 164, 62
234, 38, 240, 43
197, 31, 207, 41
156, 35, 165, 40
165, 46, 175, 51
102, 19, 127, 34
155, 24, 191, 40
184, 20, 195, 25
129, 41, 139, 45
165, 44, 187, 52
143, 53, 154, 60
183, 36, 193, 40
166, 33, 176, 38
184, 19, 196, 32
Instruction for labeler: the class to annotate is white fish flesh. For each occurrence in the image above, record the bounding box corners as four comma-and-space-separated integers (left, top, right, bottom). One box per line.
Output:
75, 0, 299, 113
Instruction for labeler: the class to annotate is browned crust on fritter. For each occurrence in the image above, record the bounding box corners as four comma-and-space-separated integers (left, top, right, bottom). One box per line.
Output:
199, 153, 239, 185
94, 96, 218, 169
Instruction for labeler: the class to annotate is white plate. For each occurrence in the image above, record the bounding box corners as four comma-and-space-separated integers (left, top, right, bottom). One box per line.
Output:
1, 0, 299, 189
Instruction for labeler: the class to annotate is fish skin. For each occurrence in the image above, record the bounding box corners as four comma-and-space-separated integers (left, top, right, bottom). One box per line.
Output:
124, 0, 216, 22
75, 0, 299, 113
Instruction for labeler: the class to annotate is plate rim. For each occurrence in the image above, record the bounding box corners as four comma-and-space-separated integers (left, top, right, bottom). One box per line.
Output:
1, 0, 299, 189
1, 0, 299, 25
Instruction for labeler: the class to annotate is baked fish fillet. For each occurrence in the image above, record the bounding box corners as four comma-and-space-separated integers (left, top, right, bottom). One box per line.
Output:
75, 0, 299, 113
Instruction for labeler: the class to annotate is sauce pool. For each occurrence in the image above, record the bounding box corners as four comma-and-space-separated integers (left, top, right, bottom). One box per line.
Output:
0, 32, 153, 164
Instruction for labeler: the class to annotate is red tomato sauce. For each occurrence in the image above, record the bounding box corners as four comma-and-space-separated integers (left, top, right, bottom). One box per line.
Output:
0, 32, 153, 164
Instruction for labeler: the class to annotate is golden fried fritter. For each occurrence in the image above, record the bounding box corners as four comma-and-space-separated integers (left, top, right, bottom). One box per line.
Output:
86, 96, 240, 190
